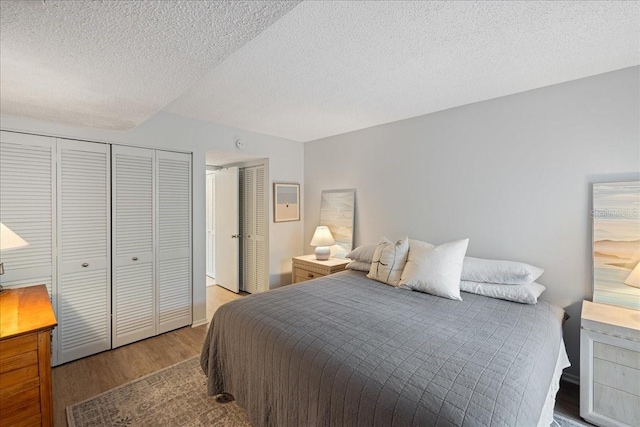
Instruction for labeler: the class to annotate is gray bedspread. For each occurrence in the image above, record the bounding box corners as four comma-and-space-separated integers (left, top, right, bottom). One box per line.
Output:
201, 271, 564, 427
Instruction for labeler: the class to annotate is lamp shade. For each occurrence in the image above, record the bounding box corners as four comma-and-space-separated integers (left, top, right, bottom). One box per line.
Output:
0, 222, 29, 251
310, 226, 335, 247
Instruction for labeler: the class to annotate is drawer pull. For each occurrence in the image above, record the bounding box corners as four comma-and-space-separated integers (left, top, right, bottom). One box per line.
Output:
82, 263, 89, 267
307, 273, 314, 278
132, 257, 138, 261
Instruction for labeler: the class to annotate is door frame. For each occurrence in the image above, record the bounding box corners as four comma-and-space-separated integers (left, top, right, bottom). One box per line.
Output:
205, 170, 216, 280
208, 159, 270, 293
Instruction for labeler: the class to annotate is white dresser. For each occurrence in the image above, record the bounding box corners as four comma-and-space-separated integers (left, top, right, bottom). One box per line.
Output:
580, 300, 640, 427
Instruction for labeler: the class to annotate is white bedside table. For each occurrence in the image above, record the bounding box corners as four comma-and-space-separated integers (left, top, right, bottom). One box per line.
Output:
580, 300, 640, 427
291, 255, 350, 284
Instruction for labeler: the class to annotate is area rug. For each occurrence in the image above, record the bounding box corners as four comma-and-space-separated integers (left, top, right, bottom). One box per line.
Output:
67, 357, 589, 426
66, 357, 250, 427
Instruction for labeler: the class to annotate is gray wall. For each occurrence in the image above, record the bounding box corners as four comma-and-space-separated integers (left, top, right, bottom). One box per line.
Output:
304, 66, 640, 379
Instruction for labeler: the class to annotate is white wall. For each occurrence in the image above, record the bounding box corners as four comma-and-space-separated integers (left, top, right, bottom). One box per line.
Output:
0, 111, 304, 327
304, 66, 640, 379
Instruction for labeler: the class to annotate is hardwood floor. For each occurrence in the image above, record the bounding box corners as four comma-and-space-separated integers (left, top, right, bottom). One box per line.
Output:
52, 325, 207, 427
52, 282, 246, 427
53, 284, 586, 426
207, 283, 249, 322
555, 380, 591, 424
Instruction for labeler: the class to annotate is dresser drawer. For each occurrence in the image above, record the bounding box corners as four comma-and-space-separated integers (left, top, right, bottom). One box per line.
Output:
0, 351, 39, 375
0, 335, 37, 361
0, 386, 41, 427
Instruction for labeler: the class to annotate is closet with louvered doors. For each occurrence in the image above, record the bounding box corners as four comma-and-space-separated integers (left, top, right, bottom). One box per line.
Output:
241, 165, 267, 294
1, 130, 193, 362
112, 146, 192, 347
156, 150, 192, 334
112, 146, 156, 348
56, 139, 111, 363
0, 131, 58, 365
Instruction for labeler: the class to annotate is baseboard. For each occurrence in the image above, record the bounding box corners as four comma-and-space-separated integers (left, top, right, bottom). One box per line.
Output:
561, 372, 580, 385
191, 318, 209, 328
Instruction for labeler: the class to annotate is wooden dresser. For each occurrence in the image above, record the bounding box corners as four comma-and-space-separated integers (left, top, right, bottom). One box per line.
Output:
580, 300, 640, 427
0, 285, 57, 427
291, 255, 350, 284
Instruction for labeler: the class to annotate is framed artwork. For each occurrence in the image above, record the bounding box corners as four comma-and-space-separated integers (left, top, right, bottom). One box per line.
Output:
273, 183, 300, 222
320, 189, 356, 258
592, 181, 640, 310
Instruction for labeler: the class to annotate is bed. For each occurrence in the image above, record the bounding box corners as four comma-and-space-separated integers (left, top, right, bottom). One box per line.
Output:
201, 270, 569, 427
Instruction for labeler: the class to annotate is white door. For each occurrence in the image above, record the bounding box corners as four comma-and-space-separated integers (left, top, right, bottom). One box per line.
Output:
156, 150, 192, 334
112, 145, 156, 348
0, 131, 58, 364
206, 172, 216, 279
214, 167, 239, 293
242, 165, 267, 294
57, 139, 111, 363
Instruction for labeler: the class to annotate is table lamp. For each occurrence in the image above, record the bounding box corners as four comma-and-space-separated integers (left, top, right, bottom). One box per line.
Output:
0, 222, 29, 293
310, 226, 335, 260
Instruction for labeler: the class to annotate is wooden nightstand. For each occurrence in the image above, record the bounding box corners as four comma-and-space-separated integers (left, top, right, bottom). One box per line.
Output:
291, 255, 350, 284
580, 300, 640, 427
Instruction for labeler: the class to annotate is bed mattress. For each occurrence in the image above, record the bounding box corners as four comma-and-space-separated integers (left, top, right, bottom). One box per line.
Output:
201, 270, 565, 427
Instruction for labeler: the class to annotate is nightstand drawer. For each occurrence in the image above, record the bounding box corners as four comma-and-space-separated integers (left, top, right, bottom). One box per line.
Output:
295, 269, 326, 283
291, 255, 350, 284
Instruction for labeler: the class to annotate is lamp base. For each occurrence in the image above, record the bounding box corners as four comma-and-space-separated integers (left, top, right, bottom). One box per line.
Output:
314, 246, 331, 261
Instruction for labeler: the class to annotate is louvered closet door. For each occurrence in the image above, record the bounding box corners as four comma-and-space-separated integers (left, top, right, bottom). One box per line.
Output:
0, 131, 58, 364
242, 165, 266, 293
0, 131, 55, 291
57, 139, 110, 363
254, 165, 266, 293
112, 146, 155, 347
243, 167, 257, 293
156, 151, 192, 334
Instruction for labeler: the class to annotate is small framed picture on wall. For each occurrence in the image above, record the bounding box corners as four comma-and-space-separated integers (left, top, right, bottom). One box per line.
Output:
273, 183, 300, 222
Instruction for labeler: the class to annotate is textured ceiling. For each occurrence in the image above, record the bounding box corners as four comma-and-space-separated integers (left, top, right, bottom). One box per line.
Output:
0, 0, 298, 129
1, 1, 638, 140
166, 1, 640, 142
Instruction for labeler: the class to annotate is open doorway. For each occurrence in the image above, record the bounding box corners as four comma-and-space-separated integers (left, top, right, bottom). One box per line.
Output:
205, 150, 269, 322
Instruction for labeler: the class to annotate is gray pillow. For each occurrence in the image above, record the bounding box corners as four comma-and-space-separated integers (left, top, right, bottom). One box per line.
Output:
345, 260, 371, 272
346, 244, 377, 263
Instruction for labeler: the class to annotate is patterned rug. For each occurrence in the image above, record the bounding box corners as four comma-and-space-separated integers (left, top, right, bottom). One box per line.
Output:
67, 357, 250, 427
67, 357, 589, 426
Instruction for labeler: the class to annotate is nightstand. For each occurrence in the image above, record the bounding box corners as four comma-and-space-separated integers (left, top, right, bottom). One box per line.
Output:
580, 300, 640, 427
291, 254, 350, 284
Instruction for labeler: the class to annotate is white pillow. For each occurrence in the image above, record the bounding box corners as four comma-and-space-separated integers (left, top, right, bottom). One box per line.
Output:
346, 260, 371, 272
399, 238, 469, 300
460, 280, 546, 304
462, 257, 543, 285
346, 244, 377, 263
367, 237, 409, 286
409, 239, 434, 251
